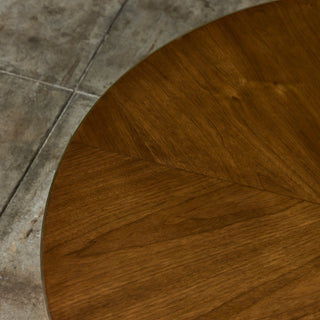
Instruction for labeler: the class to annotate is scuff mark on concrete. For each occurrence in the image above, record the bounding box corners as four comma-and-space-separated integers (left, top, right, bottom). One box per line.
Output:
8, 242, 16, 254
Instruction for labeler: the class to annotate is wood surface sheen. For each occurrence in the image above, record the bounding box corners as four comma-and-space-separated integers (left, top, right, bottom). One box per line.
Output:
43, 0, 320, 319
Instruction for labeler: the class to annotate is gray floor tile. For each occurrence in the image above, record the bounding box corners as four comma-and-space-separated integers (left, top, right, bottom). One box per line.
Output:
0, 0, 125, 87
79, 0, 274, 96
0, 73, 71, 214
0, 93, 96, 320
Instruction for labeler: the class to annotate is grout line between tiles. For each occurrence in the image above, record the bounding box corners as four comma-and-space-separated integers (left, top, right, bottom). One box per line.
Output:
75, 90, 100, 99
0, 69, 100, 99
74, 0, 129, 91
0, 69, 73, 92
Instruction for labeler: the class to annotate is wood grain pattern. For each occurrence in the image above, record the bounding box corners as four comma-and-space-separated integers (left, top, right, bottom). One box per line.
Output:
43, 0, 320, 319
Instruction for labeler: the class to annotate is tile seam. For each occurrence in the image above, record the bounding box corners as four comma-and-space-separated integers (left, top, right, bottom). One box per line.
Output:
0, 69, 100, 99
0, 69, 73, 92
75, 0, 130, 91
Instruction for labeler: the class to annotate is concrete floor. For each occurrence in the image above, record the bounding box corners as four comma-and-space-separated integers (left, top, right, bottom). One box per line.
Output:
0, 0, 273, 319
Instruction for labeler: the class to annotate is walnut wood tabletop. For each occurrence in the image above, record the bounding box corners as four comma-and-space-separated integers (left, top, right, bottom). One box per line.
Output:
42, 0, 320, 319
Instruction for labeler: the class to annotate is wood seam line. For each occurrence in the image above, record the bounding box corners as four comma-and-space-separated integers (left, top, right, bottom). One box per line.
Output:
70, 140, 320, 207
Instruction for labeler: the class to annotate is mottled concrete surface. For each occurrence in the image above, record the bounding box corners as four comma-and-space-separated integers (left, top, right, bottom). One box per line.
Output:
0, 0, 125, 87
0, 0, 274, 319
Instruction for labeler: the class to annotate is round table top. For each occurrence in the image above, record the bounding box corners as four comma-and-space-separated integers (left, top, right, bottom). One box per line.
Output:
43, 0, 320, 319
